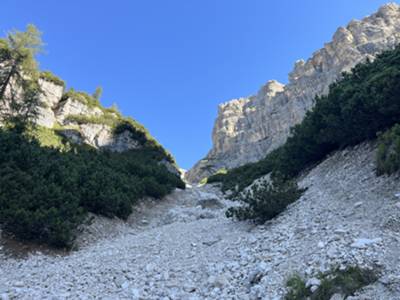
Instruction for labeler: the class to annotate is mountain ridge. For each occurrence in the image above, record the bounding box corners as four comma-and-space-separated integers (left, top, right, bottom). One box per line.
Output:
186, 2, 400, 182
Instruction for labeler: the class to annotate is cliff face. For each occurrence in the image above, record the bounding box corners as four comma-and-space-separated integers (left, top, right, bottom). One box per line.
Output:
186, 3, 400, 183
33, 82, 140, 152
0, 73, 179, 174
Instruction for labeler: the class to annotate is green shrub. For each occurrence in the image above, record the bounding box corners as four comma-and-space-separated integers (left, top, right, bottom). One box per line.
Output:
114, 119, 148, 144
40, 71, 65, 87
215, 45, 400, 192
0, 127, 185, 248
285, 275, 311, 300
285, 267, 378, 300
226, 178, 305, 223
208, 150, 280, 193
26, 125, 65, 148
113, 118, 175, 163
103, 103, 122, 117
376, 124, 400, 175
0, 26, 183, 248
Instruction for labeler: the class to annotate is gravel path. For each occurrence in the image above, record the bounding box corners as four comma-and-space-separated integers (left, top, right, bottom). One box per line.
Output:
1, 143, 400, 299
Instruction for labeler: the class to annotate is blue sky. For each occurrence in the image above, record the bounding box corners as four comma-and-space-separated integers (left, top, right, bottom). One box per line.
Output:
0, 0, 396, 169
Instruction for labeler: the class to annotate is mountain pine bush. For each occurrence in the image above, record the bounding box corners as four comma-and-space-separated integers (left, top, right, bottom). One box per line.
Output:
226, 178, 305, 223
376, 124, 400, 175
285, 266, 378, 300
0, 26, 184, 248
0, 127, 184, 248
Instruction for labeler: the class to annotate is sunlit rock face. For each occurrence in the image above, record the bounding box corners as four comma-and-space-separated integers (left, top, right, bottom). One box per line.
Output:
186, 3, 400, 183
1, 76, 146, 153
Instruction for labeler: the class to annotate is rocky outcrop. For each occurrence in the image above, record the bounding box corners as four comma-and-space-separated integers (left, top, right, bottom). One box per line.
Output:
3, 78, 146, 153
57, 124, 141, 151
187, 3, 400, 182
0, 72, 178, 175
36, 79, 64, 127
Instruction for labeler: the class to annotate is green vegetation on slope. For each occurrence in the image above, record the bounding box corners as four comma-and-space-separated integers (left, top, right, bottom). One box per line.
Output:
285, 266, 378, 300
40, 70, 65, 87
226, 179, 305, 223
0, 25, 184, 248
376, 124, 400, 175
0, 127, 184, 248
0, 24, 43, 126
210, 45, 400, 192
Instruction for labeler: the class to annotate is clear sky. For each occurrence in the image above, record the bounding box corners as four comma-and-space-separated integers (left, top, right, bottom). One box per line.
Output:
0, 0, 396, 169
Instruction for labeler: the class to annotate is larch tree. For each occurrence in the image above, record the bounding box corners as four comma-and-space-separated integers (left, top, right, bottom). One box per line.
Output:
0, 24, 43, 128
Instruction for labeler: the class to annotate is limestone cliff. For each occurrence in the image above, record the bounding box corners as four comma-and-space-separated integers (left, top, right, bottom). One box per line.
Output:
34, 83, 140, 152
1, 72, 179, 173
186, 3, 400, 182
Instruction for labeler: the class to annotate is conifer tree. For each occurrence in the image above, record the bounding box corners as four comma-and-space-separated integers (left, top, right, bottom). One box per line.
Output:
0, 24, 43, 128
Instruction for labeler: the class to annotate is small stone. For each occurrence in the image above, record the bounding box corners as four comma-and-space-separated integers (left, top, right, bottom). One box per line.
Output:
203, 238, 221, 246
183, 284, 196, 293
310, 285, 319, 293
208, 274, 229, 288
130, 288, 141, 299
0, 293, 9, 300
145, 263, 156, 272
317, 241, 325, 248
248, 236, 258, 244
121, 281, 130, 290
395, 202, 400, 209
329, 293, 345, 300
306, 278, 321, 288
197, 198, 224, 209
334, 228, 347, 234
350, 238, 382, 249
13, 282, 24, 288
353, 201, 363, 208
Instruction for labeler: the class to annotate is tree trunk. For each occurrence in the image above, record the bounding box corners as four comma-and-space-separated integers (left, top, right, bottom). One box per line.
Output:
0, 62, 16, 102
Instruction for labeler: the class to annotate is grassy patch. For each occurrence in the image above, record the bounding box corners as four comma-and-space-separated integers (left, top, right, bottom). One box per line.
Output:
40, 71, 65, 87
61, 89, 102, 110
64, 114, 117, 127
25, 125, 65, 148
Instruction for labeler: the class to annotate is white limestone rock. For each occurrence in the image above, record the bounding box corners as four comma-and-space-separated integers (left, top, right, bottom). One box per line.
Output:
187, 3, 400, 182
55, 97, 103, 124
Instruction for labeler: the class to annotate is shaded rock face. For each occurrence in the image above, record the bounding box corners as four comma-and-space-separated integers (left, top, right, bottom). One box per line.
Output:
187, 3, 400, 182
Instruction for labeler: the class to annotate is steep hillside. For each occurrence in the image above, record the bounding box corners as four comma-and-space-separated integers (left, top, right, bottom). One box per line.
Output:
1, 143, 399, 299
187, 3, 400, 183
0, 26, 184, 248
